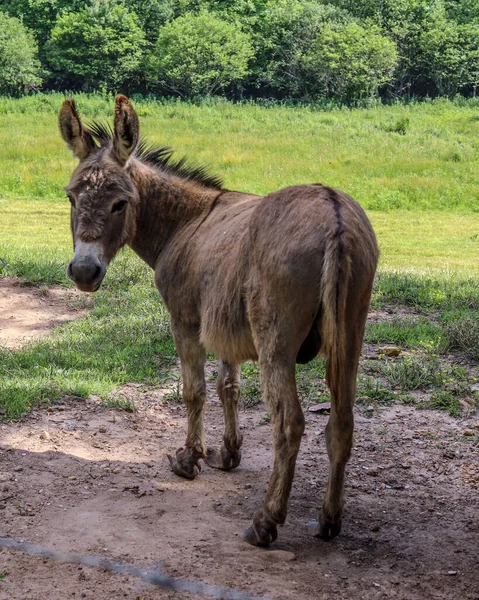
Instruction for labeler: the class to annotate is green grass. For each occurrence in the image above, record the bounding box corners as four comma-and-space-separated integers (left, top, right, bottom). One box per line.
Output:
0, 251, 176, 418
365, 318, 443, 348
2, 94, 479, 418
1, 93, 479, 213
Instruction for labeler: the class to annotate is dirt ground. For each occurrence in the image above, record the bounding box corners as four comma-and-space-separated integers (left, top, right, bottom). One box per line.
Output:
0, 278, 88, 348
0, 283, 478, 600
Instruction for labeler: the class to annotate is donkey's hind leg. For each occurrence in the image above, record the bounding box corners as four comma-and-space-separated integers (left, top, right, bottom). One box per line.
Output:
205, 361, 243, 471
309, 297, 370, 539
244, 357, 305, 546
167, 321, 206, 480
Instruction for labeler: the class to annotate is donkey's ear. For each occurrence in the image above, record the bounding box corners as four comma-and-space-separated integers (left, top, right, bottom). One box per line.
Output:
113, 95, 139, 166
59, 99, 95, 159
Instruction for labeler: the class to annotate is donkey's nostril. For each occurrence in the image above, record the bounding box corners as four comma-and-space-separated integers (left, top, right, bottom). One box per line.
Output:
92, 264, 102, 281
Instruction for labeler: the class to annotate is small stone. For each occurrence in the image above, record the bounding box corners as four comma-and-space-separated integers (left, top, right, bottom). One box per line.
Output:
462, 429, 474, 437
40, 431, 50, 441
370, 524, 380, 532
112, 467, 121, 474
235, 500, 243, 505
68, 476, 77, 481
99, 426, 107, 433
379, 346, 401, 357
0, 472, 12, 483
446, 571, 457, 576
13, 466, 23, 472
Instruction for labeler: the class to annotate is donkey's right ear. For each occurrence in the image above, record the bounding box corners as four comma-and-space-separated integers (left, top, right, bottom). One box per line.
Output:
59, 99, 95, 159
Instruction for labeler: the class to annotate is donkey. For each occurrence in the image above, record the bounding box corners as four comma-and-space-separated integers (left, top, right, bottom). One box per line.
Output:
59, 95, 378, 546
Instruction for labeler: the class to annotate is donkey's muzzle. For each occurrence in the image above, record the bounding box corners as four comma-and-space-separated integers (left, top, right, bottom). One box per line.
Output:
68, 241, 106, 292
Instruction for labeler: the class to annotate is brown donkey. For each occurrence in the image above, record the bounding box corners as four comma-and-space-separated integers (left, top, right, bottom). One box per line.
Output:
59, 95, 378, 546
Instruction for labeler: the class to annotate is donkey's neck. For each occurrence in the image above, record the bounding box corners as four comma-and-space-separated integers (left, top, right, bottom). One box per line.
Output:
127, 161, 221, 269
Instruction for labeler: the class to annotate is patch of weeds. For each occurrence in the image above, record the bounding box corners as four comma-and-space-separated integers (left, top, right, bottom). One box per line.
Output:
241, 363, 262, 407
260, 413, 271, 424
398, 393, 417, 405
357, 375, 396, 405
379, 352, 442, 391
443, 312, 479, 359
420, 390, 460, 416
102, 396, 135, 412
0, 573, 6, 581
161, 371, 182, 403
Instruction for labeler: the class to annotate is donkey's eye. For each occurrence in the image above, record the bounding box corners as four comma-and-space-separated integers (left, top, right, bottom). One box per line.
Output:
67, 194, 76, 208
111, 200, 128, 214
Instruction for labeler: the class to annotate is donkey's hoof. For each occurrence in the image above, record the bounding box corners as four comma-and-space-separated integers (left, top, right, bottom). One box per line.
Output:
205, 446, 241, 471
167, 448, 201, 480
243, 522, 278, 547
308, 519, 341, 540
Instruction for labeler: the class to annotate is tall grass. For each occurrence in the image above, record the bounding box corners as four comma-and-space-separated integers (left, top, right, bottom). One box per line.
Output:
1, 93, 479, 211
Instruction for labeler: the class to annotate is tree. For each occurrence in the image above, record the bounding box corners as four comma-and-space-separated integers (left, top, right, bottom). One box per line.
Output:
45, 0, 146, 91
249, 0, 352, 96
0, 11, 42, 95
126, 0, 175, 43
1, 0, 86, 47
148, 12, 254, 97
303, 22, 398, 102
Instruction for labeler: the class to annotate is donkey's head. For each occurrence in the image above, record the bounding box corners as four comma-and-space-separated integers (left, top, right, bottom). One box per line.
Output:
59, 95, 139, 292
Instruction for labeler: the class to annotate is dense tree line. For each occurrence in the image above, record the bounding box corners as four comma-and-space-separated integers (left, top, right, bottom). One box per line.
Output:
0, 0, 478, 103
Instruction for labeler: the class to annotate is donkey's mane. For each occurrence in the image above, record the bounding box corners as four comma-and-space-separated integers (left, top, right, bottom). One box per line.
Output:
87, 120, 223, 191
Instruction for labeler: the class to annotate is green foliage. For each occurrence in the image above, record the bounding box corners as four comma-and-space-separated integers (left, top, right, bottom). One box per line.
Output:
45, 0, 146, 91
127, 0, 174, 42
303, 22, 398, 102
148, 12, 253, 97
249, 0, 351, 96
365, 318, 443, 348
0, 11, 42, 95
443, 313, 479, 359
1, 0, 86, 46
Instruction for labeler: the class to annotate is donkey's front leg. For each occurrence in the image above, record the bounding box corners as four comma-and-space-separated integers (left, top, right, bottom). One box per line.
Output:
244, 359, 305, 546
167, 322, 206, 480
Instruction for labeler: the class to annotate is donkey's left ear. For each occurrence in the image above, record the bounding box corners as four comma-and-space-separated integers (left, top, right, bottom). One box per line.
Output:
113, 95, 139, 166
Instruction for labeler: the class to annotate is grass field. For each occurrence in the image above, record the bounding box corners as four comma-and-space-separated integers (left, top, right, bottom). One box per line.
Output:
1, 94, 478, 419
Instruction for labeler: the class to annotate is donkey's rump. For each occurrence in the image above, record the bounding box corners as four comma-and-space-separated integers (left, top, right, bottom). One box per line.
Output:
196, 184, 374, 365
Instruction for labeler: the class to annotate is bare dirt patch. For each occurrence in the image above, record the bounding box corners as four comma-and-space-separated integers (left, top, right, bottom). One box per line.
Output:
0, 278, 89, 348
0, 382, 478, 600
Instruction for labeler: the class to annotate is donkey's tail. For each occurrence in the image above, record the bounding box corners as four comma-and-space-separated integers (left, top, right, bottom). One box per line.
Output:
320, 196, 352, 401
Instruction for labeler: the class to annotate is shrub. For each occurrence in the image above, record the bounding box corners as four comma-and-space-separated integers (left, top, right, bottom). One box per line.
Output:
250, 0, 352, 96
302, 22, 398, 102
45, 1, 146, 92
0, 11, 42, 95
148, 12, 254, 97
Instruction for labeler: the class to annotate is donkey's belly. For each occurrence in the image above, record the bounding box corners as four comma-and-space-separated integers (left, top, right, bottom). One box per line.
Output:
200, 319, 258, 364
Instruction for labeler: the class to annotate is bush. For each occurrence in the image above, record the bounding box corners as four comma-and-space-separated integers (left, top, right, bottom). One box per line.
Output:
45, 1, 146, 92
303, 22, 398, 102
0, 11, 42, 95
250, 0, 352, 96
148, 12, 254, 97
